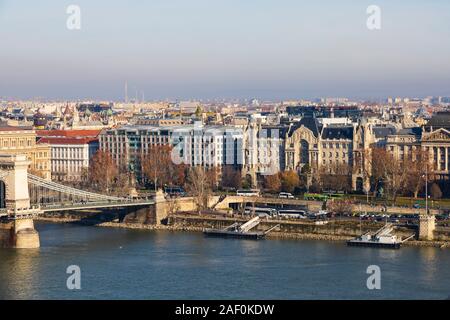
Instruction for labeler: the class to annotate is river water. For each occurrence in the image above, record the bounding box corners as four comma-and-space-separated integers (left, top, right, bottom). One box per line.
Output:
0, 222, 449, 300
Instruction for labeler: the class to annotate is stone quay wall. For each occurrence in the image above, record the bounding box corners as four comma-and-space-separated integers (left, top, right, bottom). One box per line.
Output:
168, 213, 450, 243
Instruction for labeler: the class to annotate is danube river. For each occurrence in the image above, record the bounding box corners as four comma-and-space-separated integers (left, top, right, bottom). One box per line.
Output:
0, 222, 449, 299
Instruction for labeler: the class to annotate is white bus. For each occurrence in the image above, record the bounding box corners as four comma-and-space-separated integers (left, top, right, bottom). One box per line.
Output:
244, 207, 277, 217
236, 189, 260, 197
277, 209, 307, 219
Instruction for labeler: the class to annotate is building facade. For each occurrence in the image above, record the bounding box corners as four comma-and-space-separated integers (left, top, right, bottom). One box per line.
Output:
283, 117, 377, 191
37, 130, 101, 181
99, 112, 450, 193
385, 112, 450, 186
242, 123, 285, 184
100, 123, 244, 178
0, 126, 51, 179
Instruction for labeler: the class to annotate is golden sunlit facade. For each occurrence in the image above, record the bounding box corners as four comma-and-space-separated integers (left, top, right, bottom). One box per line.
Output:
0, 126, 51, 179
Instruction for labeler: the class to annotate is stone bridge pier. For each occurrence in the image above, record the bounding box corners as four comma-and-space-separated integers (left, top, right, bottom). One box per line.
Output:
122, 190, 169, 225
0, 154, 41, 249
418, 214, 436, 241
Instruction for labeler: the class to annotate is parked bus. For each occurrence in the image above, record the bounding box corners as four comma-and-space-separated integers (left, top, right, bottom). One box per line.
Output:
244, 207, 277, 217
277, 209, 307, 219
236, 189, 260, 197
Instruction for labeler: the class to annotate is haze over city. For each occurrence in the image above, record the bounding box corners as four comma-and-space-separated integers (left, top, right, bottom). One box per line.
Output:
1, 0, 450, 100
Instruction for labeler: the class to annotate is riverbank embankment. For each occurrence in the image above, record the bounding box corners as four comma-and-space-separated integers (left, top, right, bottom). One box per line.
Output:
35, 213, 450, 248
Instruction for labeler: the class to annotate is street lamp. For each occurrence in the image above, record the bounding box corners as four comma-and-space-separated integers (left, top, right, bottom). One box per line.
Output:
422, 165, 428, 215
425, 165, 428, 215
363, 183, 370, 205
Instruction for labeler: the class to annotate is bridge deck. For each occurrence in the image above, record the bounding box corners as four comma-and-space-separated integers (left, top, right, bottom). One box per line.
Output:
40, 200, 155, 212
0, 200, 155, 218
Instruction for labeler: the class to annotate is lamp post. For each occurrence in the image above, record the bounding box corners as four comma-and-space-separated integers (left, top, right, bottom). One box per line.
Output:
421, 165, 429, 215
425, 165, 428, 215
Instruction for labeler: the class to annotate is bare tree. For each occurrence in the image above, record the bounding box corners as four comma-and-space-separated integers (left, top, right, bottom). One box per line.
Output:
206, 167, 219, 191
89, 150, 118, 193
186, 166, 212, 213
430, 183, 442, 200
405, 149, 433, 198
333, 162, 352, 193
327, 199, 354, 216
264, 173, 281, 193
319, 163, 351, 193
280, 170, 300, 193
369, 147, 413, 202
141, 145, 186, 190
220, 165, 242, 190
385, 156, 409, 202
368, 147, 389, 197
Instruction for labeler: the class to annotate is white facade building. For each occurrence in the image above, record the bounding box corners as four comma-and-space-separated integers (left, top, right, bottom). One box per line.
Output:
100, 123, 244, 172
37, 130, 100, 181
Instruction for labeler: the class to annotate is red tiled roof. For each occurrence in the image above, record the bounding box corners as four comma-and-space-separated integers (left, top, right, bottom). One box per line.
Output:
37, 129, 101, 138
37, 137, 98, 145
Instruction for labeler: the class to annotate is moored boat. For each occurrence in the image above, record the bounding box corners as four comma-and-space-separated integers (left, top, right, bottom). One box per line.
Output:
347, 223, 415, 249
203, 216, 279, 240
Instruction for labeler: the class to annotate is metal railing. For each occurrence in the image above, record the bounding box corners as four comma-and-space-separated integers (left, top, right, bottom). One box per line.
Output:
27, 174, 125, 201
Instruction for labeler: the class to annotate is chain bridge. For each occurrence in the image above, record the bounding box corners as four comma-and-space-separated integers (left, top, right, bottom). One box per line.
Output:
0, 154, 162, 249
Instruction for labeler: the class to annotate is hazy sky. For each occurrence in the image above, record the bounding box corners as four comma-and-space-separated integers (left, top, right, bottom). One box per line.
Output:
1, 0, 449, 101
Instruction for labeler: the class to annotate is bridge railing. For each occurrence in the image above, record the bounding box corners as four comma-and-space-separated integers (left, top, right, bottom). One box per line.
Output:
0, 206, 42, 219
37, 198, 155, 208
27, 173, 126, 201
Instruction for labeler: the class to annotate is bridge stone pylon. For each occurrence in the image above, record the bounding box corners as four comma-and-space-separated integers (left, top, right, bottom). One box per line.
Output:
0, 154, 32, 210
0, 154, 41, 248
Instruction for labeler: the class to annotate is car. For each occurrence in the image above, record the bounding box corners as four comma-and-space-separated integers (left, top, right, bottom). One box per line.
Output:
278, 192, 294, 199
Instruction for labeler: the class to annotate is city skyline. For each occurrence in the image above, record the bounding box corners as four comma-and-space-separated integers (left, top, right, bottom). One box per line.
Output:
1, 0, 450, 101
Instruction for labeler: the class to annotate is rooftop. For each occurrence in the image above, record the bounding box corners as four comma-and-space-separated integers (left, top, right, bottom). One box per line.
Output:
37, 137, 98, 145
37, 129, 102, 138
322, 126, 354, 140
0, 125, 33, 132
426, 112, 450, 129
